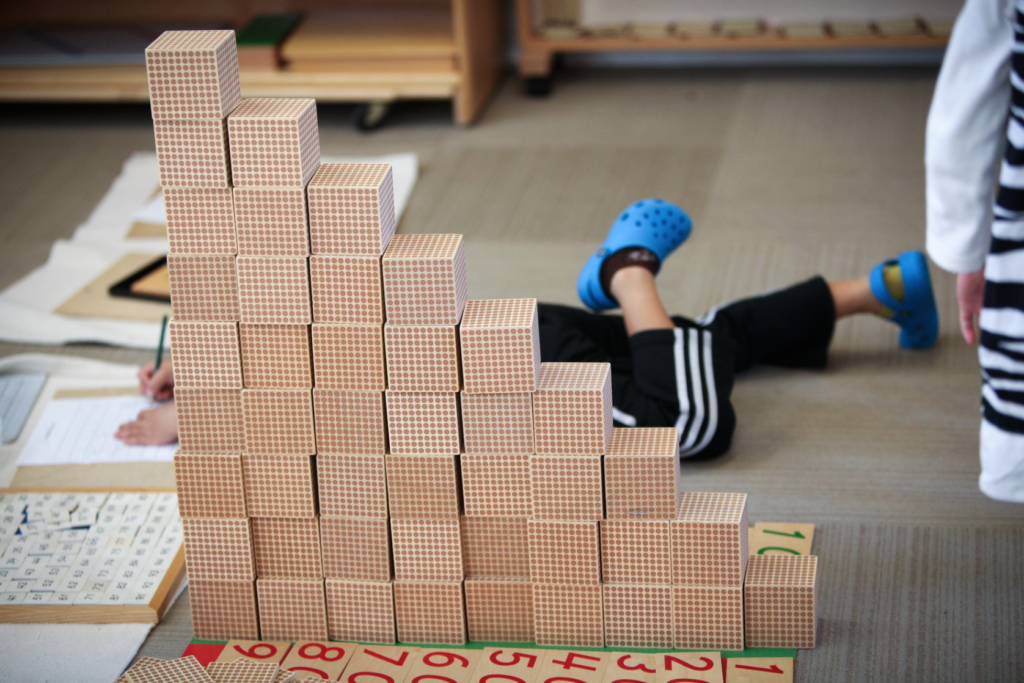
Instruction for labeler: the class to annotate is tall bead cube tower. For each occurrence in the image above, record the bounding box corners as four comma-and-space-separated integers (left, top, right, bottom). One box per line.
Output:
459, 298, 541, 643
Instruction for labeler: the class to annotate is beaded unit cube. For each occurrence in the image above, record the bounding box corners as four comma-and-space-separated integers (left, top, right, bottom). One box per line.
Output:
241, 454, 317, 518
174, 388, 244, 453
234, 187, 309, 257
390, 519, 464, 582
241, 388, 316, 455
671, 492, 749, 586
236, 256, 311, 325
384, 324, 460, 392
600, 520, 671, 585
604, 427, 681, 520
533, 363, 613, 456
256, 579, 329, 640
311, 324, 385, 391
527, 520, 600, 586
460, 454, 533, 518
180, 518, 255, 581
320, 517, 392, 582
530, 455, 603, 522
324, 579, 396, 644
532, 583, 604, 648
744, 554, 818, 648
308, 163, 396, 255
173, 452, 246, 519
460, 393, 535, 455
317, 454, 388, 518
227, 98, 320, 187
603, 584, 673, 649
145, 30, 240, 119
385, 392, 461, 455
251, 516, 323, 579
239, 324, 312, 389
168, 320, 241, 389
309, 254, 385, 325
166, 254, 239, 321
460, 299, 540, 394
385, 455, 461, 520
393, 580, 467, 646
461, 516, 530, 579
465, 578, 534, 642
154, 119, 231, 188
672, 585, 744, 651
164, 187, 236, 255
381, 234, 467, 325
313, 389, 386, 455
187, 579, 259, 640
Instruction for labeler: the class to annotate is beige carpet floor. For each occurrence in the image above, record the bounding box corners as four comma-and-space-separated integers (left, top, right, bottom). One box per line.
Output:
1, 66, 1022, 680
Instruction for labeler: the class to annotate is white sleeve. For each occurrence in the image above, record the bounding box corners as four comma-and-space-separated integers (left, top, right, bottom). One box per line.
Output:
925, 0, 1015, 274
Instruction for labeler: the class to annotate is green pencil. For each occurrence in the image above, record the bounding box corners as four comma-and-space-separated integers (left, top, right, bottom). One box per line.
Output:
155, 314, 168, 372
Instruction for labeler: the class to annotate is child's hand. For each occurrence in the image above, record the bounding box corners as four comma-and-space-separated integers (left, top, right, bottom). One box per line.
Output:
139, 358, 174, 401
115, 402, 179, 446
956, 266, 986, 345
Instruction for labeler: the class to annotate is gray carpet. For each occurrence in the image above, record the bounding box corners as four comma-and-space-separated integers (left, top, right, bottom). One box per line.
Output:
1, 66, 1022, 680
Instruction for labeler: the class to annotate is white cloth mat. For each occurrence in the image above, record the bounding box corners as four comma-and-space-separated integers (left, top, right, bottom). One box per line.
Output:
0, 151, 419, 349
0, 622, 154, 683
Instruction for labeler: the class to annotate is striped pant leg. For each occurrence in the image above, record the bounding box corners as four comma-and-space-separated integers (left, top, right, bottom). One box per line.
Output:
977, 218, 1024, 502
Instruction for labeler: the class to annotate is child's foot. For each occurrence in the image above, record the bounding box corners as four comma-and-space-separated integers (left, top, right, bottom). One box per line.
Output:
115, 401, 178, 446
577, 199, 692, 311
870, 250, 938, 349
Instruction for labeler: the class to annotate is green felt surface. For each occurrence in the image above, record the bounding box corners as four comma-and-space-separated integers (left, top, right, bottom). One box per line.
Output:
189, 639, 795, 659
236, 14, 302, 46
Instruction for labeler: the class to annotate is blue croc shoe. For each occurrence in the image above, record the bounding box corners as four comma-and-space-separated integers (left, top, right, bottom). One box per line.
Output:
869, 250, 939, 350
577, 198, 692, 311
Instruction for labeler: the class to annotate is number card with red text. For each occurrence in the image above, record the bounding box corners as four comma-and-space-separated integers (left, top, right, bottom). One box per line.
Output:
280, 641, 356, 680
345, 645, 421, 683
601, 653, 656, 683
654, 652, 723, 683
468, 647, 544, 683
215, 640, 292, 664
406, 648, 483, 683
535, 650, 612, 683
723, 658, 793, 683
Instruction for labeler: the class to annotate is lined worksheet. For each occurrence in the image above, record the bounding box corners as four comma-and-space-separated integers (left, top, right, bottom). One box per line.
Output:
17, 396, 178, 465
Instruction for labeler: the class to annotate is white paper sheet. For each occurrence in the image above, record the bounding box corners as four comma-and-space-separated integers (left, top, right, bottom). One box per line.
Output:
17, 395, 178, 466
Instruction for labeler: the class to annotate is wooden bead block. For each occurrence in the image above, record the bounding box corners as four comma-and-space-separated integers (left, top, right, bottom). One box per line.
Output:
320, 516, 391, 582
460, 393, 535, 455
527, 520, 600, 586
167, 254, 240, 321
251, 517, 323, 579
174, 452, 246, 519
311, 324, 385, 391
460, 454, 533, 518
207, 660, 280, 683
385, 392, 460, 455
460, 516, 530, 579
743, 555, 818, 649
671, 585, 744, 651
188, 578, 259, 640
600, 520, 671, 585
145, 30, 240, 120
228, 98, 320, 188
169, 320, 241, 389
280, 641, 356, 680
242, 454, 317, 518
242, 389, 315, 455
310, 254, 384, 325
530, 455, 603, 522
385, 455, 461, 520
154, 119, 231, 188
393, 580, 466, 645
604, 427, 680, 520
317, 454, 387, 518
236, 257, 312, 325
234, 187, 309, 257
464, 578, 533, 642
181, 518, 255, 581
532, 583, 603, 648
175, 387, 245, 453
308, 163, 396, 255
324, 579, 396, 644
256, 578, 329, 640
382, 234, 467, 325
122, 656, 210, 683
384, 324, 460, 392
602, 584, 673, 649
460, 299, 540, 394
406, 647, 482, 683
239, 324, 312, 389
313, 389, 386, 455
391, 519, 464, 582
533, 363, 612, 456
671, 492, 749, 586
165, 187, 236, 255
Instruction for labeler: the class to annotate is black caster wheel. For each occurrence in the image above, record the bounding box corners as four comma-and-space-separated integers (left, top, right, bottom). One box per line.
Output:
525, 76, 553, 97
352, 101, 391, 131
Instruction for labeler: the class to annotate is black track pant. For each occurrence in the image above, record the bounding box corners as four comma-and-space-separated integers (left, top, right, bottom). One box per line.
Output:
538, 276, 836, 459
